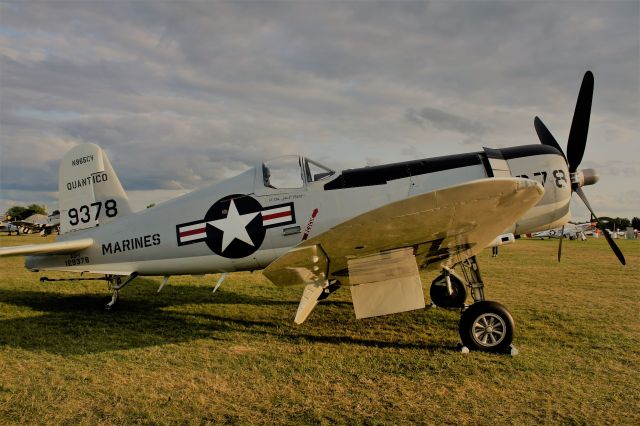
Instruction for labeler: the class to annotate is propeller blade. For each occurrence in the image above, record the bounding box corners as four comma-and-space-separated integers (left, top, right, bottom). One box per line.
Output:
574, 187, 626, 265
534, 117, 566, 159
567, 71, 594, 173
557, 225, 564, 262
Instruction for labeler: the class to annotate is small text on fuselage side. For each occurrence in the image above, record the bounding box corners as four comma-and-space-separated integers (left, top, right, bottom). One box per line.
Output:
65, 256, 90, 267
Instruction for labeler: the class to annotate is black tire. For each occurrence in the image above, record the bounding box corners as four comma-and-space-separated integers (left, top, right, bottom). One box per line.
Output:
430, 274, 467, 308
459, 301, 514, 353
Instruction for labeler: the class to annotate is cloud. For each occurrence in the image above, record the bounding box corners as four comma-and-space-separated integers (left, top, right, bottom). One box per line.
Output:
405, 106, 486, 136
581, 160, 639, 178
0, 1, 638, 217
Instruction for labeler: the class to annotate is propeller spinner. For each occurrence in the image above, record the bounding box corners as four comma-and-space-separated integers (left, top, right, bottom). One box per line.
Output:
534, 71, 625, 265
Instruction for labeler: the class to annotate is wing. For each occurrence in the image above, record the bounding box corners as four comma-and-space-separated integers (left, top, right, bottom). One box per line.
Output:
263, 178, 543, 323
265, 177, 543, 286
0, 238, 94, 257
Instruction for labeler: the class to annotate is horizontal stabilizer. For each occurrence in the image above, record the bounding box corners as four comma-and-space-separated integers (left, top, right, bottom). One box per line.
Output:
0, 238, 94, 257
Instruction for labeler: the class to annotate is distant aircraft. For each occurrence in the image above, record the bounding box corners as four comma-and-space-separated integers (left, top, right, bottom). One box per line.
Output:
531, 222, 595, 240
0, 220, 19, 234
0, 71, 626, 353
9, 213, 61, 236
606, 229, 628, 239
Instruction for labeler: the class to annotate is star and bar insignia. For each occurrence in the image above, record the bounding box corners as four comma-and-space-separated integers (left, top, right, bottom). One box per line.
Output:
176, 195, 295, 259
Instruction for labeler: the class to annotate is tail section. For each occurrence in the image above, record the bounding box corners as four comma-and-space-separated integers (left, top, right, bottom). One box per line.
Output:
59, 143, 133, 234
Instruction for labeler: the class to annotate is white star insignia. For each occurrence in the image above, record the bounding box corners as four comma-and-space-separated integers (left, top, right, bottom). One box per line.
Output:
207, 199, 259, 252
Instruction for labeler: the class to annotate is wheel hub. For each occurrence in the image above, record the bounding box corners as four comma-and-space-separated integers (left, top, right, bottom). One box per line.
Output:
472, 313, 506, 347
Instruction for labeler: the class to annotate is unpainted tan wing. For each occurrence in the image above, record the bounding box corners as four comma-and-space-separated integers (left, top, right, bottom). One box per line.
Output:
0, 238, 94, 257
263, 178, 543, 286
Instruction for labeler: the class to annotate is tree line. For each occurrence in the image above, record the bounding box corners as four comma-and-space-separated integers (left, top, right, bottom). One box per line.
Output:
4, 204, 59, 221
598, 217, 640, 231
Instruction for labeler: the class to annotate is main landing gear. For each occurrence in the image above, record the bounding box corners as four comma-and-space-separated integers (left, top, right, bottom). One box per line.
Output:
430, 256, 516, 354
459, 301, 514, 353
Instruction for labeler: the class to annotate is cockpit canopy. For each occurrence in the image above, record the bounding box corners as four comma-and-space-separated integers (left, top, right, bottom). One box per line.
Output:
262, 156, 335, 190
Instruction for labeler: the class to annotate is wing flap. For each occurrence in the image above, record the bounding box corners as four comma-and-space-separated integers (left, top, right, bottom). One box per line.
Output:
0, 238, 94, 257
348, 248, 425, 319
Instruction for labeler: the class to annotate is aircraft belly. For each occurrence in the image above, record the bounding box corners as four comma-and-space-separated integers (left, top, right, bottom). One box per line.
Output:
516, 209, 571, 235
26, 251, 262, 276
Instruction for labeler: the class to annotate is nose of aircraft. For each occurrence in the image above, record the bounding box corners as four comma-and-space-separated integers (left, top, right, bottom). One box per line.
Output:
532, 71, 625, 265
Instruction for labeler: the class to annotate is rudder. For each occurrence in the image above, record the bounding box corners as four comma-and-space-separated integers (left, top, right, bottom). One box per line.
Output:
59, 143, 133, 234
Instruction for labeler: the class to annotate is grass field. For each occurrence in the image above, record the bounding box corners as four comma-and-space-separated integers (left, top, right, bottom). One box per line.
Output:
0, 234, 638, 424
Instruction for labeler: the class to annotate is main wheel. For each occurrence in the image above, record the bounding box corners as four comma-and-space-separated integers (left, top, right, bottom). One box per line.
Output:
459, 301, 514, 353
430, 274, 467, 308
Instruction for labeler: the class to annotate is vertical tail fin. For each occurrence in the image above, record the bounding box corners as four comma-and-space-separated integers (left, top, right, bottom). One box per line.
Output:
59, 143, 133, 234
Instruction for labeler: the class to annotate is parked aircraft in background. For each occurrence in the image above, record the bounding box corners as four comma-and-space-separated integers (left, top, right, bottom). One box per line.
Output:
0, 71, 626, 354
531, 221, 595, 240
5, 213, 60, 236
0, 220, 19, 234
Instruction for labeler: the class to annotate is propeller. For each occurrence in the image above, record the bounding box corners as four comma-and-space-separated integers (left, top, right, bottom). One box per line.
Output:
567, 70, 593, 173
533, 71, 625, 265
557, 225, 564, 262
575, 187, 626, 265
534, 117, 565, 161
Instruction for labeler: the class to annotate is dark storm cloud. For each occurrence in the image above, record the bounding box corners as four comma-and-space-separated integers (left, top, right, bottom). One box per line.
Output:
0, 1, 638, 215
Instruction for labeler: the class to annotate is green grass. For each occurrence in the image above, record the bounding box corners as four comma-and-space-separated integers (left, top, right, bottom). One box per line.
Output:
1, 234, 639, 424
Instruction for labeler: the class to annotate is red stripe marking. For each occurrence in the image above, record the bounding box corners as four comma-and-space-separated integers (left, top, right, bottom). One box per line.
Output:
262, 211, 291, 221
302, 208, 319, 241
179, 228, 206, 238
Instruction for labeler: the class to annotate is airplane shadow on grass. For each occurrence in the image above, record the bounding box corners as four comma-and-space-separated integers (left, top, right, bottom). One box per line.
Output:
0, 278, 454, 355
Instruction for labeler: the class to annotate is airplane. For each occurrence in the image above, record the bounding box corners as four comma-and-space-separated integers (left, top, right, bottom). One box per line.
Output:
0, 71, 626, 354
606, 229, 628, 239
530, 221, 595, 240
9, 213, 61, 236
0, 220, 20, 234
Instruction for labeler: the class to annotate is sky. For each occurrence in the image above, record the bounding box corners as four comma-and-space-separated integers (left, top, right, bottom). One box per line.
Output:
1, 0, 638, 220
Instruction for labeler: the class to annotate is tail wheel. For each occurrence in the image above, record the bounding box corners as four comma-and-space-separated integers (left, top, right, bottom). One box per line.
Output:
430, 274, 466, 308
459, 301, 514, 353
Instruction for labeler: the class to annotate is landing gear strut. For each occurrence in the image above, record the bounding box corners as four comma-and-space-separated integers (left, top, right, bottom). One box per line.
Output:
437, 256, 516, 354
105, 273, 138, 310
